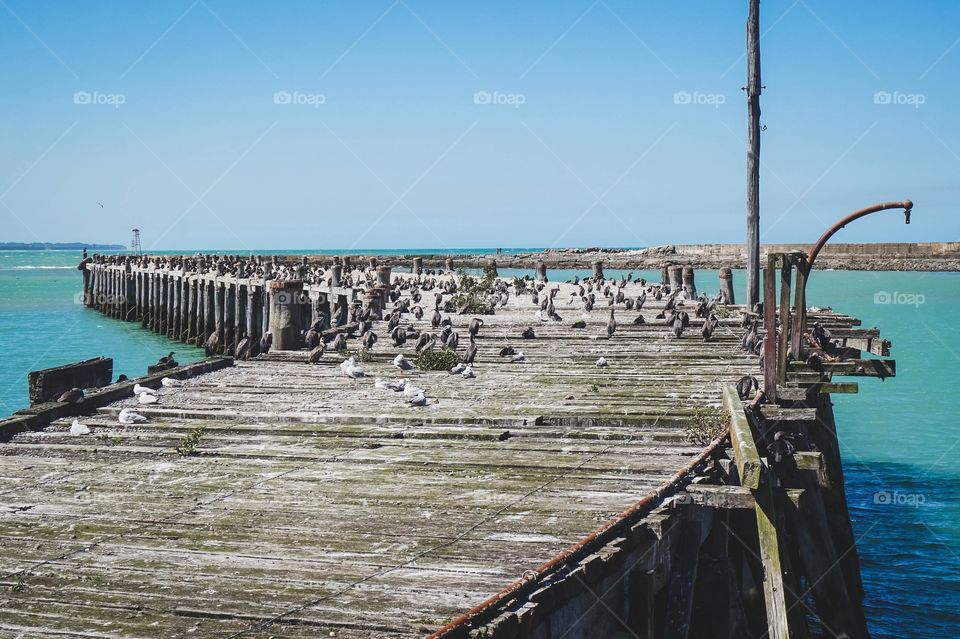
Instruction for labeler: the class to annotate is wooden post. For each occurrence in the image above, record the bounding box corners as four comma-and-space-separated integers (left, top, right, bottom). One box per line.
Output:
791, 261, 808, 360
719, 267, 736, 305
261, 283, 270, 337
246, 283, 257, 346
535, 260, 547, 282
445, 257, 454, 272
368, 256, 378, 271
754, 480, 791, 639
763, 254, 778, 402
215, 280, 225, 348
330, 264, 342, 287
172, 274, 181, 337
376, 266, 392, 287
681, 266, 696, 299
661, 264, 670, 287
206, 278, 216, 340
188, 277, 198, 342
196, 279, 205, 342
269, 280, 303, 350
777, 259, 792, 387
84, 265, 94, 308
664, 510, 703, 639
224, 281, 236, 353
167, 275, 176, 337
159, 273, 167, 334
591, 260, 604, 280
487, 258, 498, 276
181, 276, 190, 340
140, 272, 149, 327
746, 0, 762, 307
668, 264, 682, 291
412, 257, 423, 275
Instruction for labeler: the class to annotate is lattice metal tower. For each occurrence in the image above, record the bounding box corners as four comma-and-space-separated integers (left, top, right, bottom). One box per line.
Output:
131, 228, 142, 255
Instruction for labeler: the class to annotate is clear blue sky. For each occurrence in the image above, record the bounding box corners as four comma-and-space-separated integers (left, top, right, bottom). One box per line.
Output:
1, 0, 957, 251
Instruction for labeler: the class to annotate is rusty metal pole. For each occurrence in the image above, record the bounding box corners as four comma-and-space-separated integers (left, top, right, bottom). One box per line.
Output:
797, 200, 913, 345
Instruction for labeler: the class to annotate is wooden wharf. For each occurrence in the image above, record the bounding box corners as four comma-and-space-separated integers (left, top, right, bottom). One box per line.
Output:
0, 252, 895, 638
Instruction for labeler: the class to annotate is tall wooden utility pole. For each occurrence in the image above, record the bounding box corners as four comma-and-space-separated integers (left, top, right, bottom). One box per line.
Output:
746, 0, 762, 307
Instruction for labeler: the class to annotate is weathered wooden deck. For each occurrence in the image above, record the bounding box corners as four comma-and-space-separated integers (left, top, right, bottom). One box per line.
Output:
1, 263, 888, 638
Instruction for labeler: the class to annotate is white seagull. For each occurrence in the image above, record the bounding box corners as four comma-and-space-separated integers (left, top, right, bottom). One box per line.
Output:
133, 384, 157, 396
137, 393, 159, 404
70, 419, 91, 436
393, 354, 414, 372
510, 352, 527, 363
118, 408, 147, 424
340, 357, 365, 379
595, 357, 609, 367
461, 366, 475, 379
449, 363, 466, 374
407, 393, 428, 406
161, 377, 182, 388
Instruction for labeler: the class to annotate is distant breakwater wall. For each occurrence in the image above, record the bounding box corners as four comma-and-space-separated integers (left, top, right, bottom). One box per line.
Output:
305, 242, 960, 272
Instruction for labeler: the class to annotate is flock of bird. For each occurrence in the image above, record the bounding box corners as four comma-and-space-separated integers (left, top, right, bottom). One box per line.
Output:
65, 375, 183, 435
72, 257, 842, 446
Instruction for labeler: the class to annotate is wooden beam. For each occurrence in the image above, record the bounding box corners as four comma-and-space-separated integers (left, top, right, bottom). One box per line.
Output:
722, 385, 762, 490
777, 258, 792, 386
763, 255, 778, 400
754, 477, 791, 639
788, 359, 895, 378
681, 484, 804, 510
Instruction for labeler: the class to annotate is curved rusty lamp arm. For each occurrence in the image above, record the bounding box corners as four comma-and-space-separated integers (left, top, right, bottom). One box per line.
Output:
807, 200, 913, 269
794, 199, 913, 359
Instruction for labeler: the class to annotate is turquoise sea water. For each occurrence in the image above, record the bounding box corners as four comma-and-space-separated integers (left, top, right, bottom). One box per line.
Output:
0, 249, 957, 637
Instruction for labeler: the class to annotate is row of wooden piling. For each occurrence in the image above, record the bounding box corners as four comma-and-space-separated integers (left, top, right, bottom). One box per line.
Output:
81, 257, 732, 353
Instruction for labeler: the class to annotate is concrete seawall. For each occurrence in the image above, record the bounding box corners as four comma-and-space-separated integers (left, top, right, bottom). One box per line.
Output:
303, 242, 960, 272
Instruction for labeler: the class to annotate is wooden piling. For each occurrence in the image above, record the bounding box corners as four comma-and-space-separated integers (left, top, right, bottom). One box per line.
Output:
413, 257, 424, 275
719, 267, 735, 305
268, 280, 303, 350
536, 260, 547, 282
681, 266, 696, 299
376, 265, 392, 287
668, 264, 682, 291
763, 255, 778, 401
592, 260, 604, 279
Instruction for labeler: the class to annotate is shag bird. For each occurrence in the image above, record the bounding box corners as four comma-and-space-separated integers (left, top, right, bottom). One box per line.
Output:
606, 309, 617, 338
468, 318, 484, 338
464, 338, 477, 364
57, 388, 84, 404
204, 331, 220, 356
307, 343, 326, 364
235, 337, 250, 361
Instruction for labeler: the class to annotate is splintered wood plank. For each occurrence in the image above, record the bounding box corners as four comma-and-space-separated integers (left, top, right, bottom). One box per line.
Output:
722, 385, 761, 489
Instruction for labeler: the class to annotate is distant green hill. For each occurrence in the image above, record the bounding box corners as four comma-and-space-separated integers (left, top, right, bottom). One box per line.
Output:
0, 242, 125, 251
